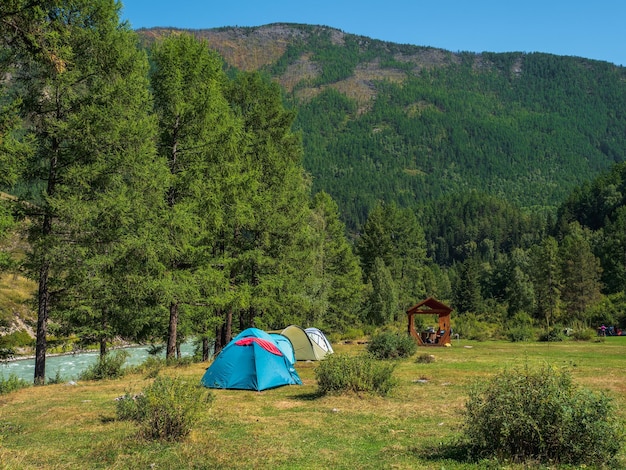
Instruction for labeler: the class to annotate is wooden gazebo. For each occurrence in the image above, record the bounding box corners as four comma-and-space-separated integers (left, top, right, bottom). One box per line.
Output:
407, 297, 452, 346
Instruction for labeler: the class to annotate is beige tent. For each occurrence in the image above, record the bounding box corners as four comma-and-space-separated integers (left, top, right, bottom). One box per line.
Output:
276, 325, 332, 361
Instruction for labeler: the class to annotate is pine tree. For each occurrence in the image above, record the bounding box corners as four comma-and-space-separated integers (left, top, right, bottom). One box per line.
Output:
224, 72, 311, 332
530, 237, 561, 328
308, 191, 363, 330
598, 206, 626, 295
149, 33, 245, 358
0, 2, 39, 270
357, 201, 429, 311
8, 0, 166, 383
365, 257, 398, 325
453, 256, 483, 315
356, 201, 394, 279
559, 223, 603, 325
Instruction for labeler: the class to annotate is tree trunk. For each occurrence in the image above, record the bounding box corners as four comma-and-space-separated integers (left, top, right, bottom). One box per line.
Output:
225, 308, 232, 343
34, 133, 59, 385
214, 325, 223, 354
100, 310, 108, 357
214, 308, 233, 355
166, 301, 178, 359
34, 259, 50, 385
202, 336, 210, 361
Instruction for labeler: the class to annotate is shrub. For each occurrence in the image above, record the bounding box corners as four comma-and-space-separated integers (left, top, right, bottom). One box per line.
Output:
538, 327, 566, 342
0, 373, 30, 395
79, 350, 128, 381
570, 327, 595, 341
115, 392, 144, 422
166, 355, 195, 367
46, 369, 64, 385
315, 353, 397, 396
462, 364, 623, 466
0, 348, 15, 362
506, 325, 535, 342
127, 356, 164, 378
0, 330, 33, 349
340, 328, 364, 341
506, 312, 535, 342
145, 355, 166, 371
367, 331, 417, 359
116, 376, 213, 441
453, 314, 495, 341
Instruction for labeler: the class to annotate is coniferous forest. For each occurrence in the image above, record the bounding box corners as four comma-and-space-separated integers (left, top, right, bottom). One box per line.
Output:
1, 3, 626, 383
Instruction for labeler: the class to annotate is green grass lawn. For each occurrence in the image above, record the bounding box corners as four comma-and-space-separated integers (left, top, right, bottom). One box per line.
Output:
1, 338, 625, 469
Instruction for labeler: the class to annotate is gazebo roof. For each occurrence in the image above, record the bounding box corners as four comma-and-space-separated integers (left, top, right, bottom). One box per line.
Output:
406, 297, 452, 316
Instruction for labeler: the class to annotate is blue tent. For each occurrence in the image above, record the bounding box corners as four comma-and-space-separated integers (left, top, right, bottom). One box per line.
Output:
201, 328, 302, 391
269, 333, 297, 366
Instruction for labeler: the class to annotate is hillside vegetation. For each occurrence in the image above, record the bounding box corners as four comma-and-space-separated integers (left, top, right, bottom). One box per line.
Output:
139, 24, 626, 229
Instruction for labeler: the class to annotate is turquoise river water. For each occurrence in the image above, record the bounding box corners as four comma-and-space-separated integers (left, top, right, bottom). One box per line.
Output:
0, 341, 196, 383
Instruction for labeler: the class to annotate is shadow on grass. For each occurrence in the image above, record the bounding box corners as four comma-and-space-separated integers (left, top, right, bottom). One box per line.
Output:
99, 414, 117, 424
408, 440, 474, 466
287, 391, 325, 401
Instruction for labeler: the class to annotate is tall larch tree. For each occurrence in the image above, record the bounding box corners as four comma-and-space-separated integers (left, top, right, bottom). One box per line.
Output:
356, 201, 394, 279
598, 206, 626, 295
365, 257, 398, 325
149, 33, 246, 359
529, 236, 562, 328
7, 0, 166, 383
559, 223, 603, 325
225, 71, 311, 333
453, 256, 483, 315
308, 191, 363, 331
52, 27, 167, 357
356, 201, 429, 312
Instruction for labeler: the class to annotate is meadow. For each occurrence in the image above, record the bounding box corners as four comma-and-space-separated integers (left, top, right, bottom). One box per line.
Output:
1, 337, 625, 469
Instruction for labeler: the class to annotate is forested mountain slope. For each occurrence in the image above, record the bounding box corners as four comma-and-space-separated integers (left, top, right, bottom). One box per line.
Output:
140, 24, 626, 228
139, 24, 626, 230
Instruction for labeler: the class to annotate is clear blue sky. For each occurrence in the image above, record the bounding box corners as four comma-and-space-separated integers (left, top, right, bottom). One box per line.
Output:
120, 0, 626, 67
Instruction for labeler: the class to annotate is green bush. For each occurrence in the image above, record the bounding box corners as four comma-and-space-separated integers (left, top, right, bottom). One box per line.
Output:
46, 369, 64, 385
79, 350, 128, 381
462, 364, 623, 466
506, 312, 535, 342
116, 376, 213, 441
0, 330, 33, 349
367, 331, 417, 359
165, 355, 195, 367
340, 328, 365, 341
0, 348, 15, 362
538, 327, 566, 342
126, 356, 165, 379
571, 327, 595, 341
0, 373, 30, 395
115, 392, 144, 422
453, 314, 495, 341
315, 353, 397, 396
506, 325, 535, 342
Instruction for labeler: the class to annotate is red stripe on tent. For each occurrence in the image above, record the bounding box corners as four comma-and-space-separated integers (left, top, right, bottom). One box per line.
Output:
235, 337, 283, 356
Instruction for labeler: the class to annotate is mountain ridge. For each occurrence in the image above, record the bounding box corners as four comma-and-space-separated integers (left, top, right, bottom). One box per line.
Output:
137, 24, 626, 229
138, 23, 464, 105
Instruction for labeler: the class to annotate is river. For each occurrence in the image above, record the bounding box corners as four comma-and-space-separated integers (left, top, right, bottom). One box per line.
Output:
0, 341, 197, 383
